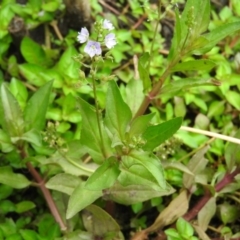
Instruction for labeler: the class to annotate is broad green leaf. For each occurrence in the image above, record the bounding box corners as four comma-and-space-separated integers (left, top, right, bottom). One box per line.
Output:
194, 21, 240, 54
105, 81, 132, 142
161, 78, 218, 95
176, 218, 194, 237
138, 53, 151, 92
163, 161, 193, 175
125, 79, 145, 116
24, 81, 53, 131
218, 202, 240, 224
19, 64, 46, 86
129, 113, 155, 137
0, 83, 24, 137
104, 182, 174, 205
171, 60, 216, 72
119, 151, 166, 190
46, 173, 82, 195
20, 37, 52, 67
78, 97, 111, 163
0, 166, 31, 189
85, 157, 120, 190
20, 230, 39, 240
225, 129, 240, 171
83, 205, 121, 237
15, 201, 36, 213
142, 117, 182, 151
66, 183, 102, 219
56, 47, 79, 79
225, 90, 240, 110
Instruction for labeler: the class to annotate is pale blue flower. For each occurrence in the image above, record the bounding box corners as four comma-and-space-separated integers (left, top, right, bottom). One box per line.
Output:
77, 27, 89, 43
104, 33, 117, 49
103, 19, 114, 30
84, 40, 102, 58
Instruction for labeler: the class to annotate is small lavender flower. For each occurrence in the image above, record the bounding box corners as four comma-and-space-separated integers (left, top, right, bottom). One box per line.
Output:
104, 33, 117, 49
103, 19, 114, 30
84, 40, 102, 58
77, 27, 89, 43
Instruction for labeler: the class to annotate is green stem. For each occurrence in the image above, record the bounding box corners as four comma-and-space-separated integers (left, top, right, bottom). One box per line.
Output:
91, 71, 107, 158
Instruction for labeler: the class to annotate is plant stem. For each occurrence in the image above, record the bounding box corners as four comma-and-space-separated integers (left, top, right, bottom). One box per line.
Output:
183, 167, 240, 221
91, 73, 107, 158
19, 146, 67, 231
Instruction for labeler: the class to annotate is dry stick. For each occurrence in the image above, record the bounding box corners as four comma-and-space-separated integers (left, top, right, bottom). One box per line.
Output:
19, 147, 67, 231
180, 126, 240, 145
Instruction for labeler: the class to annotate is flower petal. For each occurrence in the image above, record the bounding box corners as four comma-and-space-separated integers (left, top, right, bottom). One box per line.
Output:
104, 33, 117, 49
103, 19, 114, 30
77, 27, 89, 43
84, 40, 102, 58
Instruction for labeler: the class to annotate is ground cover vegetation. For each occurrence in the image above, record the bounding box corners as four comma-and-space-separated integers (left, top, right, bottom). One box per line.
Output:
1, 0, 240, 239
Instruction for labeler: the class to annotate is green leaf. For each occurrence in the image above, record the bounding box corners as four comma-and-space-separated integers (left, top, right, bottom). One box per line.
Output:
56, 47, 79, 79
85, 157, 120, 190
194, 21, 240, 54
0, 166, 31, 189
67, 183, 102, 219
119, 150, 166, 190
161, 78, 218, 96
20, 229, 39, 240
138, 53, 151, 92
129, 113, 155, 137
218, 202, 240, 224
82, 205, 121, 237
46, 173, 82, 195
19, 64, 46, 87
142, 117, 182, 151
0, 129, 14, 153
11, 128, 42, 146
24, 81, 53, 131
105, 182, 174, 205
105, 81, 132, 142
125, 79, 145, 116
171, 60, 216, 72
176, 218, 194, 237
225, 90, 240, 110
78, 97, 111, 163
0, 83, 24, 137
20, 37, 52, 67
15, 201, 36, 213
225, 129, 240, 171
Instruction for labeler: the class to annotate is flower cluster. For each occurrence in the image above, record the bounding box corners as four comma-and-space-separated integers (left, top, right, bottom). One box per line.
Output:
77, 19, 117, 58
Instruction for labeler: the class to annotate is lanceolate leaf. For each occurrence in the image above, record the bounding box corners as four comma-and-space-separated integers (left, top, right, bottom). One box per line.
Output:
105, 81, 132, 142
138, 53, 151, 92
160, 78, 218, 95
142, 117, 182, 151
78, 97, 111, 163
193, 21, 240, 54
85, 157, 120, 190
24, 81, 53, 131
171, 60, 216, 72
0, 84, 24, 137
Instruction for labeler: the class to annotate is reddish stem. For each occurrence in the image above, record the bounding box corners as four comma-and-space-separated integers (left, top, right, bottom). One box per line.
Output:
184, 167, 240, 221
